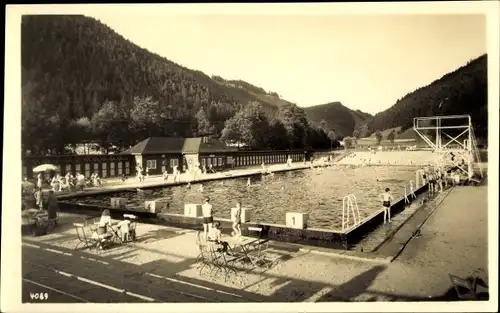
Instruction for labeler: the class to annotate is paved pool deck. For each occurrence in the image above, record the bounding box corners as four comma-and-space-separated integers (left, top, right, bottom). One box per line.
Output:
23, 183, 492, 304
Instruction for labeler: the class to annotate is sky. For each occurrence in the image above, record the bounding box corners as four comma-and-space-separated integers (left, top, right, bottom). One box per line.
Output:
87, 12, 486, 115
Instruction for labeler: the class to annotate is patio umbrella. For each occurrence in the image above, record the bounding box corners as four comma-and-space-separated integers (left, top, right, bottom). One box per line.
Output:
32, 164, 60, 173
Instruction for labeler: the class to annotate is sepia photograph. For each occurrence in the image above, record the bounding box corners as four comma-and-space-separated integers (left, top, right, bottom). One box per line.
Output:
2, 2, 499, 313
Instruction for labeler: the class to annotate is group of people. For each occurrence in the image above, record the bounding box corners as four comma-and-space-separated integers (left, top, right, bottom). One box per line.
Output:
96, 209, 135, 246
136, 165, 150, 182
201, 197, 243, 255
34, 172, 90, 192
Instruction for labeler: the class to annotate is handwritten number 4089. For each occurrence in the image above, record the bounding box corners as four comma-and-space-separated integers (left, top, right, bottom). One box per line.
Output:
30, 292, 49, 300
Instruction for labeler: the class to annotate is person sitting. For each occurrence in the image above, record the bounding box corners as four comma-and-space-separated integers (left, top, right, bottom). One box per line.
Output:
207, 222, 230, 254
118, 219, 131, 242
208, 164, 215, 173
98, 209, 112, 235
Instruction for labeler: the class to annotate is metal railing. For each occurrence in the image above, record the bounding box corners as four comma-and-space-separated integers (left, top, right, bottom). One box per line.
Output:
342, 194, 360, 231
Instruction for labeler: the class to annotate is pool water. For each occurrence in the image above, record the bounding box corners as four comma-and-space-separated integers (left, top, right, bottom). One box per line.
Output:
69, 166, 417, 231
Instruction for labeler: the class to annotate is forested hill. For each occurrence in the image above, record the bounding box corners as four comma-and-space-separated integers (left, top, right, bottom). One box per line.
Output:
366, 54, 488, 139
304, 102, 372, 138
22, 15, 307, 154
211, 76, 295, 108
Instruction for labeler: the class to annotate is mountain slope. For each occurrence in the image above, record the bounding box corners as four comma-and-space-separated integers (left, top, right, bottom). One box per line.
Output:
21, 15, 287, 137
366, 54, 488, 139
304, 102, 372, 138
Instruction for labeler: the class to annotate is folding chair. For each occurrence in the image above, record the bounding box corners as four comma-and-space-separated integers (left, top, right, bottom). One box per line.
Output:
247, 226, 270, 252
206, 243, 243, 282
246, 227, 281, 269
195, 231, 221, 276
73, 223, 99, 251
449, 273, 487, 300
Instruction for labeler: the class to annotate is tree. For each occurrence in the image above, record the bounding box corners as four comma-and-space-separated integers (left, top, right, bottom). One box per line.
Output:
266, 119, 289, 150
195, 107, 216, 137
220, 118, 242, 145
278, 104, 309, 148
90, 100, 130, 151
319, 119, 329, 133
375, 131, 383, 145
343, 136, 355, 149
220, 101, 269, 148
387, 130, 396, 144
130, 96, 163, 138
352, 129, 360, 139
327, 130, 337, 150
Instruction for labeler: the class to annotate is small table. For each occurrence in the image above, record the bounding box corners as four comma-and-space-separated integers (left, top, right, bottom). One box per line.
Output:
225, 236, 260, 266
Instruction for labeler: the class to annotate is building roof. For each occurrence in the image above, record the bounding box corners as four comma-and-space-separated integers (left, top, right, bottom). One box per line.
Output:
122, 137, 238, 155
123, 137, 185, 155
198, 138, 239, 154
182, 138, 202, 154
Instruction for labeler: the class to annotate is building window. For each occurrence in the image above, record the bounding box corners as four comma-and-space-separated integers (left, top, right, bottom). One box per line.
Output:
218, 157, 223, 166
76, 164, 81, 174
85, 163, 91, 177
147, 159, 157, 169
110, 162, 115, 176
65, 164, 72, 175
23, 166, 27, 178
93, 163, 99, 173
125, 161, 130, 175
170, 158, 179, 168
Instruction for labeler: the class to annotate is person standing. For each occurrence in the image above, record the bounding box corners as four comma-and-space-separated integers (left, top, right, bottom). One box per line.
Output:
201, 197, 214, 241
47, 190, 59, 221
34, 188, 43, 210
37, 173, 43, 189
379, 188, 394, 224
231, 201, 242, 238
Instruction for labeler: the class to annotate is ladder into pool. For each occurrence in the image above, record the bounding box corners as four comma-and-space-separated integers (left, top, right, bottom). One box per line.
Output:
342, 194, 361, 231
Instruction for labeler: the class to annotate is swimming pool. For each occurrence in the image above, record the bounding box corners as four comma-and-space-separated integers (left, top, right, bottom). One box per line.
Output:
68, 165, 417, 231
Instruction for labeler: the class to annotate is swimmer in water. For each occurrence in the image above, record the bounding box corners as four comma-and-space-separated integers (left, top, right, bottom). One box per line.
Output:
198, 184, 204, 192
247, 178, 251, 187
187, 182, 191, 189
379, 188, 394, 224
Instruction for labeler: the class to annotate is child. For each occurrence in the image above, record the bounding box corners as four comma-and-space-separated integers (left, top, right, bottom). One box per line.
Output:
231, 202, 242, 238
379, 188, 394, 224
